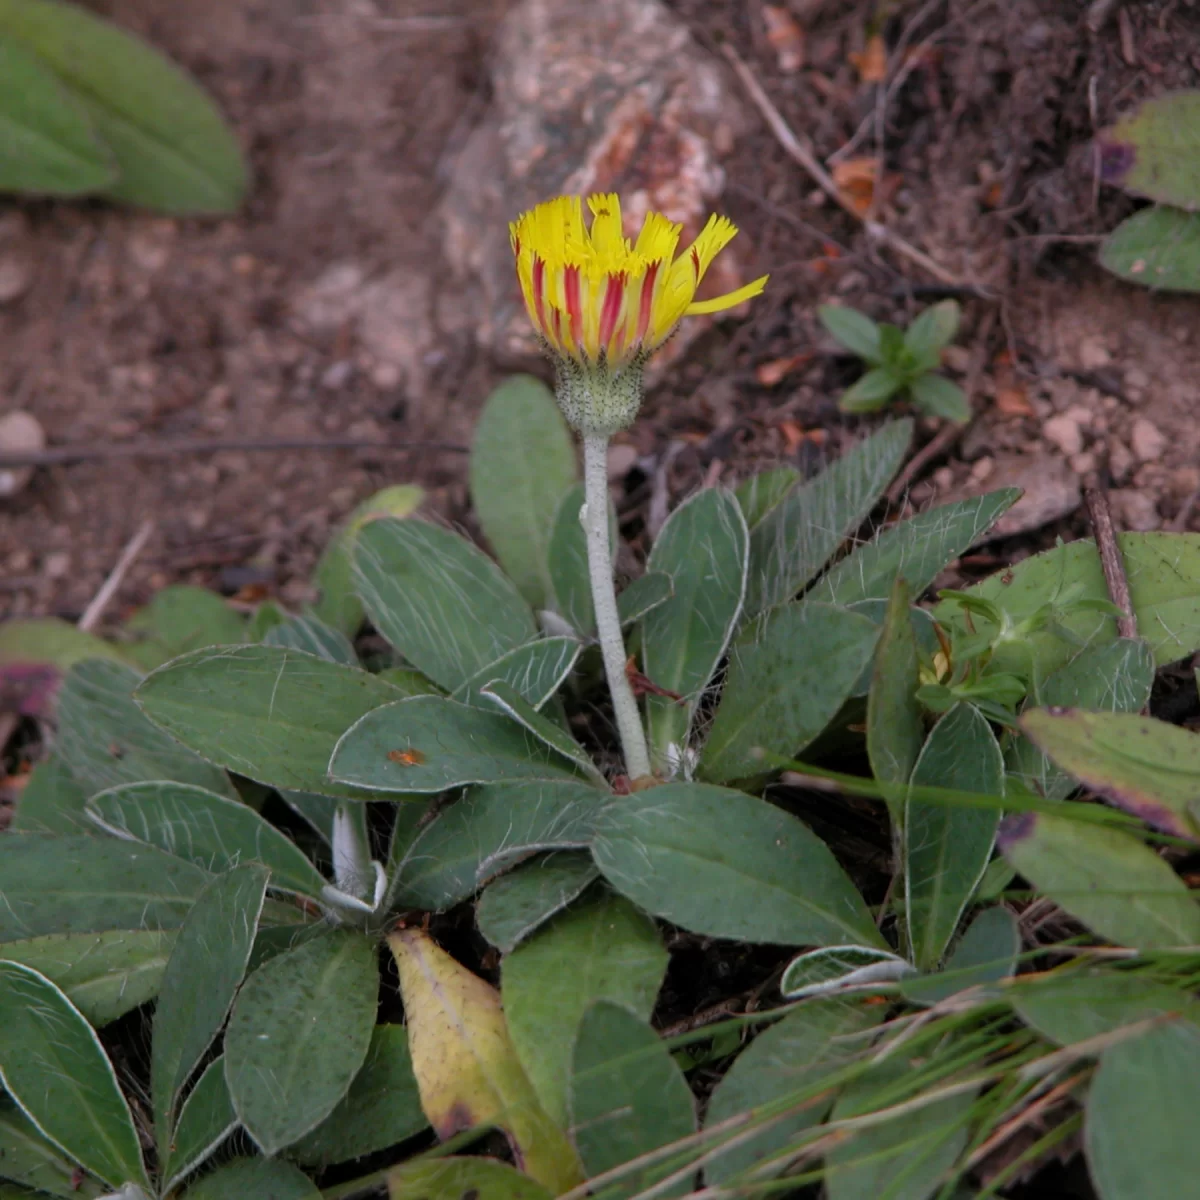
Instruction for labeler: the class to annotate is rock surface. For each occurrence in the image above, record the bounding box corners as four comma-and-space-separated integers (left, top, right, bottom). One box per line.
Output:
440, 0, 750, 375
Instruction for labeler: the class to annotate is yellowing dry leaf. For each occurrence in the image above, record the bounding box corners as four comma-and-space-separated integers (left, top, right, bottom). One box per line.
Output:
388, 928, 583, 1194
762, 4, 805, 73
850, 33, 887, 83
995, 385, 1033, 417
755, 353, 812, 386
831, 157, 900, 218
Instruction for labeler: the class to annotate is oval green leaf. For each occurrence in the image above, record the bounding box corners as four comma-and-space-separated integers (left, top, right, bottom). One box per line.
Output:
290, 1024, 427, 1168
1007, 638, 1154, 801
569, 1001, 695, 1195
817, 490, 1021, 607
0, 929, 173, 1027
744, 420, 911, 616
502, 892, 667, 1126
0, 963, 149, 1191
469, 375, 578, 610
135, 644, 404, 799
0, 835, 210, 942
87, 781, 327, 898
476, 853, 601, 954
705, 998, 882, 1185
263, 612, 357, 665
825, 1057, 974, 1200
58, 659, 233, 799
311, 485, 425, 636
1100, 206, 1200, 292
905, 703, 1004, 971
1098, 92, 1200, 208
389, 780, 608, 911
999, 812, 1200, 949
1020, 707, 1200, 839
592, 783, 885, 949
452, 636, 581, 710
0, 37, 114, 195
224, 929, 378, 1155
0, 1097, 109, 1199
1086, 1022, 1200, 1200
700, 602, 879, 783
180, 1157, 320, 1200
936, 532, 1200, 674
354, 518, 536, 692
0, 0, 247, 213
330, 695, 584, 794
642, 488, 748, 768
160, 1056, 237, 1192
151, 865, 268, 1145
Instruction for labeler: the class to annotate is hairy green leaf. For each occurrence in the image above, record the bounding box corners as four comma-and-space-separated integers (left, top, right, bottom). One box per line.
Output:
88, 781, 327, 897
330, 695, 584, 794
476, 853, 600, 953
0, 964, 149, 1191
700, 602, 879, 783
152, 866, 267, 1148
593, 784, 885, 948
0, 0, 247, 213
135, 645, 403, 799
906, 704, 1003, 970
999, 812, 1200, 949
502, 893, 667, 1126
745, 420, 911, 615
470, 375, 577, 610
58, 659, 233, 798
291, 1025, 427, 1168
389, 780, 608, 911
570, 1002, 695, 1196
224, 930, 378, 1155
354, 518, 536, 692
643, 488, 748, 769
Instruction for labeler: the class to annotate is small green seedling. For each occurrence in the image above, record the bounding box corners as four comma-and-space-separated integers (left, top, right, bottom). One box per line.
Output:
819, 299, 969, 422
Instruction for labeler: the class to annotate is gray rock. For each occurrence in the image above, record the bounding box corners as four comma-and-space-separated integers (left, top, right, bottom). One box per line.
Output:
440, 0, 749, 377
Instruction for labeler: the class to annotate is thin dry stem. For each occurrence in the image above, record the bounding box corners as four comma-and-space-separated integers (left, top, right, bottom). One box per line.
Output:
78, 519, 155, 633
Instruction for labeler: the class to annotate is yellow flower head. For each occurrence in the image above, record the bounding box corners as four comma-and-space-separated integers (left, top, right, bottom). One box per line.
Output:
509, 193, 767, 371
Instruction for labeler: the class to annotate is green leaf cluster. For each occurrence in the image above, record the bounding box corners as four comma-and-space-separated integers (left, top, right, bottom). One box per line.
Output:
819, 300, 969, 422
6, 371, 1200, 1198
1098, 91, 1200, 291
0, 0, 246, 211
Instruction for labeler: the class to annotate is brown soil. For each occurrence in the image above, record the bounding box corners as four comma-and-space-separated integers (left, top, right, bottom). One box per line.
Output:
3, 0, 1199, 623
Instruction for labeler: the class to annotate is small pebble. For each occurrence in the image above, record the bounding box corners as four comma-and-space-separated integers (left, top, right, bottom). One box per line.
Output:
43, 551, 71, 580
1078, 336, 1111, 370
607, 443, 638, 481
1109, 441, 1134, 483
1129, 417, 1166, 463
1042, 414, 1084, 457
1110, 489, 1159, 532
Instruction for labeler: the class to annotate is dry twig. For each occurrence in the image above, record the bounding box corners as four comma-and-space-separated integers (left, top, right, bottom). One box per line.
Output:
0, 435, 469, 470
885, 421, 966, 508
78, 519, 155, 632
723, 44, 988, 296
1084, 487, 1138, 640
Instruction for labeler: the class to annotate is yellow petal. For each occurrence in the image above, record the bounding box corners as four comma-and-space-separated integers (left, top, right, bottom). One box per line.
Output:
587, 192, 625, 254
387, 929, 583, 1193
684, 274, 770, 315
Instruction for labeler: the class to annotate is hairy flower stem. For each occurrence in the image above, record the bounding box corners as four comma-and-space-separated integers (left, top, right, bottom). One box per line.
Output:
582, 432, 652, 781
